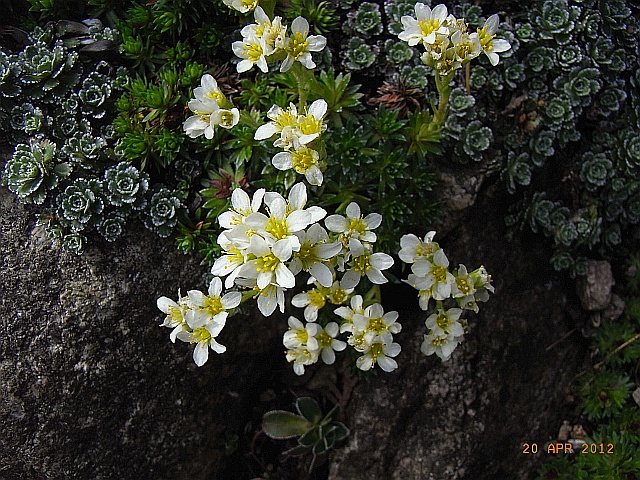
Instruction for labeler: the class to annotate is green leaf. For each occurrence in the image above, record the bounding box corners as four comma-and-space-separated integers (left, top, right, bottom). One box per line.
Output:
296, 397, 323, 424
298, 426, 321, 447
262, 410, 312, 439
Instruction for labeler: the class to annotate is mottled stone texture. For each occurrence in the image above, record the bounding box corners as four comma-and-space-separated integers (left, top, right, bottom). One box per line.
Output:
0, 186, 282, 480
1, 175, 590, 480
576, 260, 614, 311
328, 185, 589, 480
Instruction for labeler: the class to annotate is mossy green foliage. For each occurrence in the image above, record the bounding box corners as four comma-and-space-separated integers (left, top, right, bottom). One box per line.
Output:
538, 255, 640, 479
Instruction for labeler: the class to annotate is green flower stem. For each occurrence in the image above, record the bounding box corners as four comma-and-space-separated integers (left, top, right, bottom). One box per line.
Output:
433, 71, 454, 131
363, 284, 381, 307
290, 62, 314, 108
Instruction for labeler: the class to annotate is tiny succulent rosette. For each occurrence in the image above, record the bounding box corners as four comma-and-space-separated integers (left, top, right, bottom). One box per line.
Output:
143, 187, 185, 238
3, 139, 70, 205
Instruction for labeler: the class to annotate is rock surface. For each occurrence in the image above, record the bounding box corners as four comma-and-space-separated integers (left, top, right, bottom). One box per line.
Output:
1, 177, 590, 480
327, 184, 589, 480
576, 260, 614, 311
0, 186, 283, 480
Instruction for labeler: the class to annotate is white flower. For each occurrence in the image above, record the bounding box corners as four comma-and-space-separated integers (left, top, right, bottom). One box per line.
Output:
211, 231, 248, 288
223, 0, 258, 14
283, 316, 320, 350
239, 235, 295, 289
450, 29, 482, 64
254, 103, 299, 141
325, 202, 382, 245
409, 248, 456, 300
398, 231, 438, 263
355, 331, 401, 372
183, 101, 219, 139
292, 287, 326, 322
314, 322, 346, 365
157, 291, 189, 342
242, 7, 287, 55
424, 307, 464, 337
289, 223, 342, 288
183, 317, 227, 367
218, 187, 265, 230
286, 346, 319, 375
232, 32, 269, 73
334, 294, 365, 330
340, 238, 393, 290
325, 280, 353, 305
211, 107, 240, 130
475, 14, 511, 66
245, 182, 319, 251
272, 146, 323, 186
193, 74, 226, 107
184, 277, 242, 326
421, 331, 461, 361
352, 303, 402, 336
398, 3, 449, 47
294, 99, 328, 145
280, 16, 327, 72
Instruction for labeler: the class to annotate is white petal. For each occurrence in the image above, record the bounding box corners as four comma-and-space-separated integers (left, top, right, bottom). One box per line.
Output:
308, 99, 328, 120
364, 213, 382, 230
193, 342, 209, 366
255, 123, 278, 140
340, 270, 361, 290
370, 252, 394, 270
345, 202, 361, 219
308, 262, 333, 288
377, 355, 398, 372
366, 268, 388, 284
325, 214, 347, 232
275, 263, 296, 288
272, 152, 293, 170
288, 183, 307, 210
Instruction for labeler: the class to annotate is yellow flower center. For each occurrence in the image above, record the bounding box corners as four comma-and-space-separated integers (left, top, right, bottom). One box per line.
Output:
418, 19, 441, 37
219, 110, 235, 127
297, 241, 315, 262
316, 330, 332, 348
205, 90, 225, 103
243, 42, 263, 62
287, 32, 309, 60
431, 336, 447, 347
292, 147, 317, 172
328, 288, 347, 305
352, 254, 371, 274
169, 305, 183, 323
265, 217, 289, 240
203, 295, 224, 316
192, 326, 211, 344
255, 253, 280, 272
307, 289, 326, 309
368, 317, 386, 335
477, 27, 496, 51
432, 265, 448, 283
346, 217, 367, 236
297, 113, 323, 136
368, 343, 384, 363
456, 278, 471, 295
436, 313, 451, 331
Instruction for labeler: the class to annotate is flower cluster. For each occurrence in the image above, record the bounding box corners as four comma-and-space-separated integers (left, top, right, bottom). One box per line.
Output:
183, 74, 240, 140
159, 181, 396, 370
400, 231, 494, 361
255, 98, 328, 185
398, 3, 511, 74
231, 7, 326, 74
157, 277, 241, 366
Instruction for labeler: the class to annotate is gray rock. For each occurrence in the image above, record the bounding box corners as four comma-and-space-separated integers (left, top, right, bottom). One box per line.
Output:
576, 260, 614, 311
327, 186, 587, 480
0, 186, 281, 480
